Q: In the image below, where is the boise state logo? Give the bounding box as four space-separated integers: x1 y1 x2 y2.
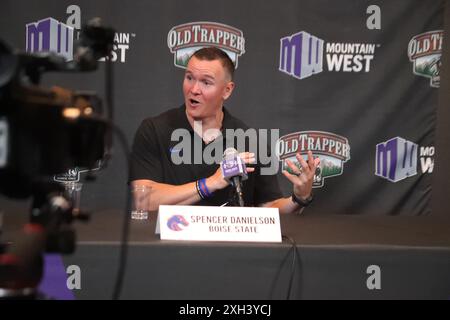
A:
408 30 443 88
167 215 189 231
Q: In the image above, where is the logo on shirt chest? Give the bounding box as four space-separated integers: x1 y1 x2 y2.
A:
169 146 182 154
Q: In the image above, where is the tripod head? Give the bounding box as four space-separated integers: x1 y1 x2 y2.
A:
0 181 90 298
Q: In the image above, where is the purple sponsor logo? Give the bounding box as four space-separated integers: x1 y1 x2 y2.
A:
26 17 74 61
279 31 377 79
375 137 417 182
279 31 323 79
222 163 240 177
221 155 247 181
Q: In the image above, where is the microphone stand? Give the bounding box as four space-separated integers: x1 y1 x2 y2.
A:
232 177 245 207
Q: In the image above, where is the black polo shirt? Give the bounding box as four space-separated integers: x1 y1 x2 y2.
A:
129 104 282 206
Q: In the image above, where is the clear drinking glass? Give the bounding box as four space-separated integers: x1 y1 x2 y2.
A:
131 185 151 220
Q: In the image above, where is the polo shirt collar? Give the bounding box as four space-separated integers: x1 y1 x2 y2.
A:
176 104 235 133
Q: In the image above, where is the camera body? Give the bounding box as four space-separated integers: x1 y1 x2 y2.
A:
0 20 114 199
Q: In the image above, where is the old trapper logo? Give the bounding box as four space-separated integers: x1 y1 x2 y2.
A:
167 22 245 69
279 30 377 79
408 30 443 88
276 131 351 187
167 215 189 231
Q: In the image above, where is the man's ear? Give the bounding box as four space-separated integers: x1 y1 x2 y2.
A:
223 81 235 100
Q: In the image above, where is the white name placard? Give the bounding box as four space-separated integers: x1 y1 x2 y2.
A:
157 205 281 243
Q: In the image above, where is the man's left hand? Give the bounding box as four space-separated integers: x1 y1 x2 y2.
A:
282 150 320 201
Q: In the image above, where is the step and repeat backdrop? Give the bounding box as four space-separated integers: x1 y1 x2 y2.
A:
0 0 446 215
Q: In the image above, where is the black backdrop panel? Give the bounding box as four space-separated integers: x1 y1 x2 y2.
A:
0 0 447 215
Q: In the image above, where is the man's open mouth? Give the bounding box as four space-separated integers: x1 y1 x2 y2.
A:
189 99 200 106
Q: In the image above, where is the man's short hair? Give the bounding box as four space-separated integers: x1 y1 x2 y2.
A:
191 47 235 80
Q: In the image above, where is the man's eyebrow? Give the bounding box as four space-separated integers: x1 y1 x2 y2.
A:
202 74 215 80
185 70 215 80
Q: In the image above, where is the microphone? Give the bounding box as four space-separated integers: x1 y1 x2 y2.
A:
221 148 247 207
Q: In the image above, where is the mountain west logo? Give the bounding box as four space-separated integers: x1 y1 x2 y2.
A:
26 5 135 63
279 31 323 79
279 31 377 79
167 22 245 69
276 131 351 187
408 30 443 88
375 137 434 183
26 18 74 60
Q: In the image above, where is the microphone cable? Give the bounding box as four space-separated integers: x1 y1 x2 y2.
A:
282 234 300 300
109 122 131 300
102 52 132 300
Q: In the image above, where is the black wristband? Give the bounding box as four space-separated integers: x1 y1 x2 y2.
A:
291 192 314 207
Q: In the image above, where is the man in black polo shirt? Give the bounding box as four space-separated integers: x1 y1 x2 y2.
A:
129 47 319 214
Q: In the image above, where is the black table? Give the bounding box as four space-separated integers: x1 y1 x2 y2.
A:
3 209 450 299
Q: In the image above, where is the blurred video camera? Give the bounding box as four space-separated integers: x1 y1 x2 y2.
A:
0 18 115 199
0 19 116 297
